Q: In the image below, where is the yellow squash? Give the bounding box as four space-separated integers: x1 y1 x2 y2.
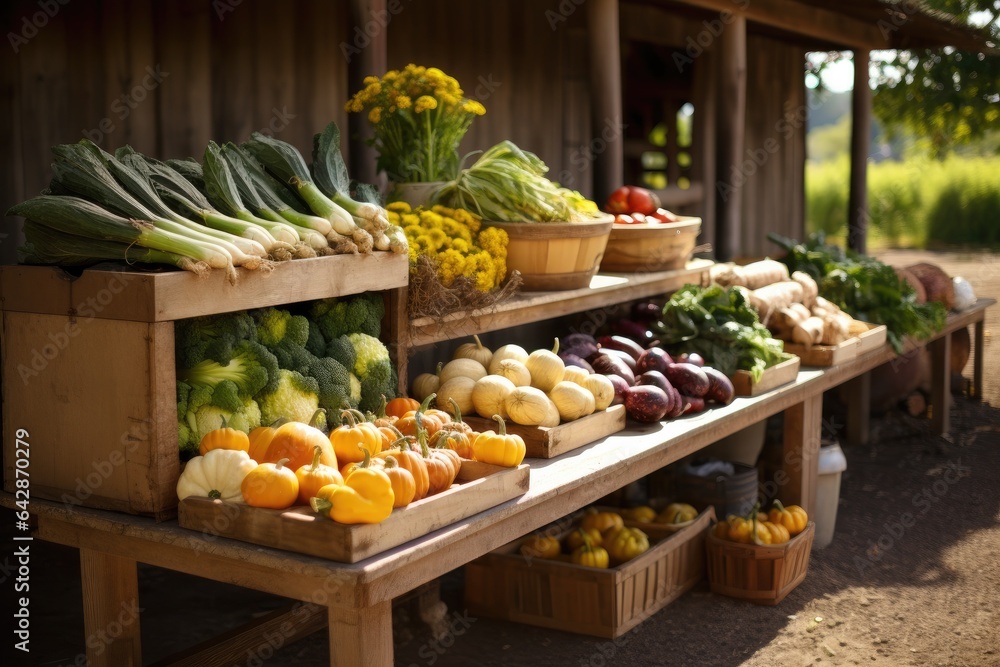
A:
310 450 394 524
471 415 526 467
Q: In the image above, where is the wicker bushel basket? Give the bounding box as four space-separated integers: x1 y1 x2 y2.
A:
706 521 815 605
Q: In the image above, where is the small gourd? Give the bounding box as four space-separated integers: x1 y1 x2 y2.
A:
176 449 257 503
539 397 561 427
548 380 596 422
471 415 526 467
436 376 476 417
472 374 515 419
526 339 566 393
411 362 442 402
583 374 615 411
295 446 344 505
438 358 488 386
453 334 493 369
503 386 551 426
383 456 417 508
241 458 299 509
561 365 591 386
488 344 529 373
329 410 383 464
199 415 250 456
491 359 531 387
263 410 337 472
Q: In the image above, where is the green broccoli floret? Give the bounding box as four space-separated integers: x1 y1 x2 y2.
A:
305 320 326 357
178 421 195 457
325 334 358 372
175 311 257 367
179 388 261 456
178 340 279 398
252 307 310 349
308 355 358 413
310 292 384 340
257 369 320 424
272 342 316 376
346 333 396 412
348 373 362 406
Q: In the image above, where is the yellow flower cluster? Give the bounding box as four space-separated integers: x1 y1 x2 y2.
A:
387 202 508 292
345 64 487 182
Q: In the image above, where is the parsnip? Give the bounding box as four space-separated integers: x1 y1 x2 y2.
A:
749 281 805 323
770 306 808 340
789 303 812 321
740 259 790 289
791 271 818 308
792 316 824 346
820 312 852 345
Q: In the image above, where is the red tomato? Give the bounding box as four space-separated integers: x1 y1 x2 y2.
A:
605 187 631 214
626 187 661 215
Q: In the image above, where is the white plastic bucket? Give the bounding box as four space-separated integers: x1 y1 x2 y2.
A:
814 441 847 549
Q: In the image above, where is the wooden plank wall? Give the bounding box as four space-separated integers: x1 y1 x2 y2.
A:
0 0 350 266
739 33 807 259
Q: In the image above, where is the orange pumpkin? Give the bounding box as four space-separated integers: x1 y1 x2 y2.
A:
262 411 336 472
397 394 449 438
247 419 286 462
412 414 461 496
199 416 250 456
376 446 430 501
295 445 344 505
429 398 476 458
370 395 399 428
341 443 386 478
242 458 299 509
329 410 383 464
382 456 416 508
385 396 420 419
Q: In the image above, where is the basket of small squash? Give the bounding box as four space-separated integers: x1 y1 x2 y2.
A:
175 399 530 563
705 500 814 605
464 505 714 638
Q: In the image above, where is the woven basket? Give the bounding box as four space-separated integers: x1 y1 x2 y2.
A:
706 521 815 605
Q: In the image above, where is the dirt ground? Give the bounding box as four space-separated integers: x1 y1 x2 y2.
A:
3 249 998 667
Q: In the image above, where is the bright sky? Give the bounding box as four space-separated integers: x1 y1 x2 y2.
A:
805 53 855 93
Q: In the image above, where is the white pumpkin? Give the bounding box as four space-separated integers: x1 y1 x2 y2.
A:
410 362 442 402
526 339 565 392
492 358 532 387
472 375 516 419
438 358 488 386
176 449 257 503
488 344 529 373
549 381 596 422
504 386 551 426
436 376 477 416
583 373 615 411
453 334 494 368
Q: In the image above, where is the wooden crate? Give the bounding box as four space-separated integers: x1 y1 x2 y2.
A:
705 522 815 605
464 507 714 638
178 461 529 563
0 255 408 517
463 405 626 459
730 354 800 397
783 323 887 367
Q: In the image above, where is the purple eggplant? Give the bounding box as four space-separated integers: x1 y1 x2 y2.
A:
612 319 654 344
595 348 637 373
637 370 674 394
630 301 662 323
625 385 670 422
606 373 631 406
598 335 646 362
561 333 597 349
588 352 636 386
636 347 674 375
561 340 599 360
681 395 706 414
666 386 685 418
702 367 735 405
665 362 710 398
560 353 595 373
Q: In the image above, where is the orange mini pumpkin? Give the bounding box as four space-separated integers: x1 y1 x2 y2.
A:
295 445 344 505
383 456 416 508
385 396 420 419
242 458 299 509
199 416 250 456
262 410 336 472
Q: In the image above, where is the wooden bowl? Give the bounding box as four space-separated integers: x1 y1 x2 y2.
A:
486 216 614 291
600 217 702 273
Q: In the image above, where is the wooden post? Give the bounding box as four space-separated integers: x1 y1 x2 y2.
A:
974 319 985 401
845 372 872 446
329 601 393 667
347 0 388 188
714 14 746 261
782 394 822 517
929 333 952 436
586 0 624 204
847 49 871 254
80 549 142 667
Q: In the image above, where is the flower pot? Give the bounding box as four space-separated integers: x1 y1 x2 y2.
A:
389 181 446 208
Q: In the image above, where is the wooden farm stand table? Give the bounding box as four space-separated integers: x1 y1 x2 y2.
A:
5 295 992 666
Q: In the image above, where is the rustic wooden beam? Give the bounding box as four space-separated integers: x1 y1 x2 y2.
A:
347 0 388 187
847 50 872 254
80 549 142 667
665 0 889 50
713 13 746 261
587 0 625 204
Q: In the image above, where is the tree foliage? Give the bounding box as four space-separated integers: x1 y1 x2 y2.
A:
871 0 999 158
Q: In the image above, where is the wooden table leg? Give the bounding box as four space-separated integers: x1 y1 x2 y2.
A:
80 548 142 667
845 371 872 446
328 600 393 667
974 318 985 401
930 333 952 436
782 394 822 517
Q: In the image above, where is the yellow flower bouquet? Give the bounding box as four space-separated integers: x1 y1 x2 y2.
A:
346 65 486 183
387 202 521 318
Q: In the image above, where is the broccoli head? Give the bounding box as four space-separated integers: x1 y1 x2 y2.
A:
178 340 279 399
346 333 396 412
305 319 327 357
251 307 310 349
272 342 316 376
175 311 257 367
325 334 358 373
257 368 320 425
178 387 261 457
307 355 358 412
310 292 384 340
